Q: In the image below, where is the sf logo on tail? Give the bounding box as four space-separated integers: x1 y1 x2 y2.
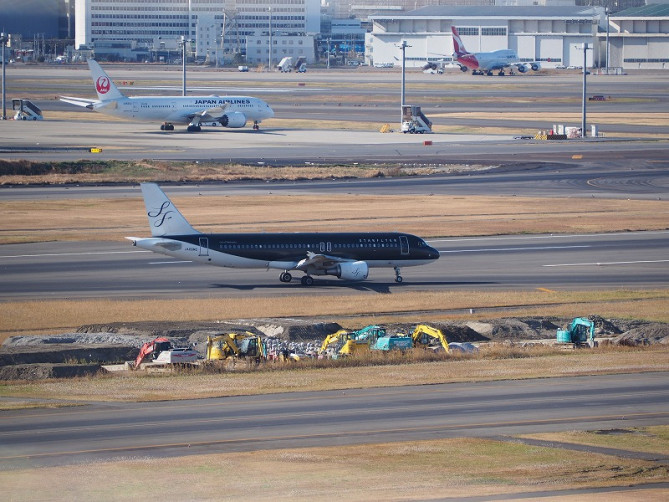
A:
96 76 111 94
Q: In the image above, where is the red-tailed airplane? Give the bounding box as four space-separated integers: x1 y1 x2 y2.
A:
61 60 274 132
451 26 541 76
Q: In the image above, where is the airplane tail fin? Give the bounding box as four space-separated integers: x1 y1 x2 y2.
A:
88 59 125 101
140 183 200 237
451 26 469 56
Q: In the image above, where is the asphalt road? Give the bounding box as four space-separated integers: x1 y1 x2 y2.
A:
1 372 667 469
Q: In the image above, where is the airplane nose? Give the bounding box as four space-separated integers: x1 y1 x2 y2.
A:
267 105 274 118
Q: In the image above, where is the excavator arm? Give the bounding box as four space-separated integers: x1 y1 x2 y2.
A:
319 330 349 354
411 325 449 353
134 337 171 368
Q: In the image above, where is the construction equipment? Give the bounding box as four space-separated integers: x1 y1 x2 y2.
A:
133 337 199 369
370 334 413 351
319 329 350 355
556 317 597 348
206 332 267 362
12 99 43 121
410 324 449 353
319 325 412 357
401 105 432 134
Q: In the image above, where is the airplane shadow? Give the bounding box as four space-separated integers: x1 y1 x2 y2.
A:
144 128 286 137
209 280 495 293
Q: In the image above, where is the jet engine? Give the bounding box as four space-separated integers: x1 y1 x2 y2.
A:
326 261 369 281
530 63 541 71
517 64 528 73
220 112 247 128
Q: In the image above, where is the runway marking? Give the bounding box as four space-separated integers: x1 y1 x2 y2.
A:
544 259 669 267
0 250 150 259
149 260 192 265
537 287 556 293
440 245 590 253
2 411 666 461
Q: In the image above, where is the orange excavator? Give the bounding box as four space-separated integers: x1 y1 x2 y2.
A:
133 337 199 369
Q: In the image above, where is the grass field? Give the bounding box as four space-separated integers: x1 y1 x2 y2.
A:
3 427 668 501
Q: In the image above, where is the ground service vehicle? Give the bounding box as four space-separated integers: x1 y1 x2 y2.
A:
557 318 597 347
401 105 432 134
12 99 43 120
410 325 449 353
134 337 199 369
277 57 293 72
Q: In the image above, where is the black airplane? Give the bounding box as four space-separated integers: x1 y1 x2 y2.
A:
127 183 440 285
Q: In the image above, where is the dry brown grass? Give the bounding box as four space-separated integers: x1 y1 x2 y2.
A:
1 193 667 244
2 431 668 501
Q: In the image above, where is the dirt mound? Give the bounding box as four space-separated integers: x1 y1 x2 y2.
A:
0 344 137 366
614 323 669 346
0 363 103 380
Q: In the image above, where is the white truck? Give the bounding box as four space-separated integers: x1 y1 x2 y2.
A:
277 57 293 72
13 99 43 121
401 105 432 134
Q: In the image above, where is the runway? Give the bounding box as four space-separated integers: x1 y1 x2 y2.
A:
1 372 667 469
1 231 667 299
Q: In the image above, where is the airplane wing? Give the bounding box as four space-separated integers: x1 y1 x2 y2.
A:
60 96 98 109
295 252 352 271
60 96 119 111
187 104 229 125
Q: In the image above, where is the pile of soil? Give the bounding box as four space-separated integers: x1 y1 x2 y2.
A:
1 316 667 380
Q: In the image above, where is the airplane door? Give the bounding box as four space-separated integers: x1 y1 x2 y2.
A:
199 237 209 256
400 235 409 255
132 101 140 117
319 242 332 253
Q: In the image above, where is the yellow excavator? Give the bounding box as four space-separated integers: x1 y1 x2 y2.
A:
319 326 390 357
206 332 267 362
410 324 449 353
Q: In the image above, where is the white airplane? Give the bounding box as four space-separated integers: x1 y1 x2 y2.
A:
451 26 540 76
128 183 440 286
60 59 274 132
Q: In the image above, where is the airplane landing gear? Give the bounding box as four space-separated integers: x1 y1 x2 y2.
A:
187 124 202 132
253 120 260 130
160 123 175 131
279 271 292 283
301 275 314 286
394 266 403 283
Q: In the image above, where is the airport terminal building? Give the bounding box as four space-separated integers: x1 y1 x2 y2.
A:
74 0 320 64
366 6 605 69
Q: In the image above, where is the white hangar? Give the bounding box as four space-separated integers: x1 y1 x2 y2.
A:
366 6 606 70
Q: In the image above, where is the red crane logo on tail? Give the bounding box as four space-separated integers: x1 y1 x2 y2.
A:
96 76 111 95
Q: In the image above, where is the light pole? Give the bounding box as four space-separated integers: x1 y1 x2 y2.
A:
0 32 7 120
268 7 272 72
399 40 410 126
581 42 590 138
605 8 610 74
179 36 192 96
